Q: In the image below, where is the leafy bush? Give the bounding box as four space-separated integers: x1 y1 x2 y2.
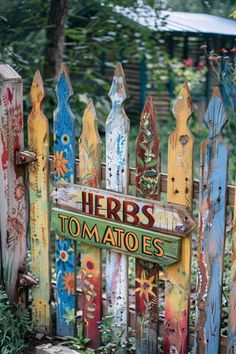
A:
0 289 33 353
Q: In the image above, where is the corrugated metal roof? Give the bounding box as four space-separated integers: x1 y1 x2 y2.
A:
115 6 236 36
0 64 22 81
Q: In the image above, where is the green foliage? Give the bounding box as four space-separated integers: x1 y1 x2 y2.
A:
98 314 135 353
61 322 94 353
0 289 33 354
61 336 94 353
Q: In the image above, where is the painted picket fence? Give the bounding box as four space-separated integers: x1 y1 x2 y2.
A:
0 62 236 354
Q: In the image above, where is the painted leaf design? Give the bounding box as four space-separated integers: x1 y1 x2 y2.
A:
146 158 160 168
137 156 144 168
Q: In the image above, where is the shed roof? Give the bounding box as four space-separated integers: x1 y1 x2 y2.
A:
115 6 236 36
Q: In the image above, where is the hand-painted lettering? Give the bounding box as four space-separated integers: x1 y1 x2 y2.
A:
82 191 93 214
102 226 116 246
153 238 164 257
58 214 68 232
95 194 105 218
123 201 139 225
68 216 81 237
124 231 139 252
107 197 121 221
142 235 152 255
82 222 100 243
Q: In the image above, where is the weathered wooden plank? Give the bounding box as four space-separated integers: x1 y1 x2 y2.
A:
54 63 76 336
51 207 182 266
105 62 129 342
50 159 236 209
227 174 236 353
28 70 51 332
0 65 27 302
194 88 228 354
52 184 196 238
79 99 102 348
135 96 160 353
164 83 194 354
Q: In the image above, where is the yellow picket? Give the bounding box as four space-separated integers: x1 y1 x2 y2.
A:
163 83 194 354
28 70 51 332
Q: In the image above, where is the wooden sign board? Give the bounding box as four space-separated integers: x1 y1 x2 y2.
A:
52 183 196 237
52 207 181 266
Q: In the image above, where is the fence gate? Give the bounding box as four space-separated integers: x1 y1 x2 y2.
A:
0 62 235 354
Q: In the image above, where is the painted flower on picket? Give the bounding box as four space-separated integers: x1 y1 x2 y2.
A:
135 270 156 300
14 183 25 201
82 255 97 275
53 151 69 177
56 240 74 271
62 272 75 296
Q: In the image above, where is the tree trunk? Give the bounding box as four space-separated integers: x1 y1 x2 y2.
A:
44 0 68 80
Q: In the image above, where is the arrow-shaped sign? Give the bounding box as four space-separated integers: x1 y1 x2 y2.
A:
52 183 196 237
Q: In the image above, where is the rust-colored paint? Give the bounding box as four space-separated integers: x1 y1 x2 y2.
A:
135 96 160 353
79 99 102 348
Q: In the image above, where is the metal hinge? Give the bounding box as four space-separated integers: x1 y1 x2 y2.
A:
15 150 37 166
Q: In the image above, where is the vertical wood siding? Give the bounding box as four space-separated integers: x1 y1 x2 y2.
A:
105 62 130 344
54 63 76 336
135 96 161 353
79 99 102 348
0 65 27 302
28 70 51 332
194 88 228 354
164 83 194 354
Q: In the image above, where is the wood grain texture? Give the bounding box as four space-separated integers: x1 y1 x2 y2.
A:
0 65 27 302
52 207 182 266
54 63 76 336
79 99 102 348
227 175 236 354
135 96 160 353
164 83 194 354
52 183 195 238
194 88 228 354
105 62 129 342
28 71 51 332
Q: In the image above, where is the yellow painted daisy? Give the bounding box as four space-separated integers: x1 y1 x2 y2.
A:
135 270 156 300
53 151 69 177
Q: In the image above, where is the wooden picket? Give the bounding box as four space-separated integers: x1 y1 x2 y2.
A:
105 62 130 343
0 65 27 302
53 63 76 336
1 62 236 354
164 82 194 354
28 70 51 332
79 99 102 348
135 96 160 353
228 178 236 353
194 88 228 353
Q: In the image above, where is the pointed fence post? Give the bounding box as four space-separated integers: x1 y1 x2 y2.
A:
105 62 130 344
54 63 76 336
28 70 51 333
163 83 194 354
194 88 228 354
227 179 236 353
79 99 102 348
0 64 27 302
135 96 160 353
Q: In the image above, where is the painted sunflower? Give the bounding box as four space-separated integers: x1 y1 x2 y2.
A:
53 151 69 177
62 272 75 296
81 254 97 276
56 239 74 271
135 270 156 300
